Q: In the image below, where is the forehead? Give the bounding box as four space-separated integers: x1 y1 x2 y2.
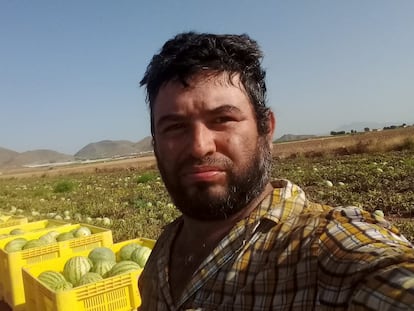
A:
153 72 253 116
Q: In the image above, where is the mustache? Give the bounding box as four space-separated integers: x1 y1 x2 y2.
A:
177 155 232 172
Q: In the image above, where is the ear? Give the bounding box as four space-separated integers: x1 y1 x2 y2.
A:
266 111 276 150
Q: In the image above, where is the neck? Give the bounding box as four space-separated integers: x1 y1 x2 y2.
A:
180 182 274 245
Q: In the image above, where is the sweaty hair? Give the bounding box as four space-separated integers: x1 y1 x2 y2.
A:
140 32 271 136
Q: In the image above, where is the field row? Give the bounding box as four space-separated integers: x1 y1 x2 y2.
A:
0 150 413 242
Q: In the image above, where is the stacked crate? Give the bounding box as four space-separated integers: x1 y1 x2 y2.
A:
22 238 155 311
0 220 113 311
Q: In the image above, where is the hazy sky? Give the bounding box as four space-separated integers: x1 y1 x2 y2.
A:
1 1 413 154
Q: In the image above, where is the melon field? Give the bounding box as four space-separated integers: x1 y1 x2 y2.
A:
0 149 413 242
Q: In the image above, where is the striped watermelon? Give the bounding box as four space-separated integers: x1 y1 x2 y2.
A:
53 281 73 291
63 256 92 286
4 237 27 252
74 226 92 237
38 271 67 289
56 232 75 241
22 239 48 250
131 246 152 267
119 243 141 261
91 260 116 277
39 230 60 243
106 260 141 277
88 247 116 264
77 272 103 286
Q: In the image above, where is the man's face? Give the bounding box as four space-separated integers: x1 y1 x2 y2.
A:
152 72 273 221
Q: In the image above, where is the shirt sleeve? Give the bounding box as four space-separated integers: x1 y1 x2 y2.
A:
317 206 414 310
349 261 414 310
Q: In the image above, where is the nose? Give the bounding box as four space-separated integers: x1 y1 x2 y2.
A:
188 122 216 159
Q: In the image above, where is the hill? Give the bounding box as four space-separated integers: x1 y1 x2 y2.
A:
0 147 19 167
0 136 154 170
1 150 74 169
74 137 153 160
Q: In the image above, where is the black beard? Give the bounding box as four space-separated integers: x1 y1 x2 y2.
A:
155 138 272 221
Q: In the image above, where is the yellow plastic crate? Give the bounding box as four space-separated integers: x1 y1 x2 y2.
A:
0 219 71 237
0 219 71 301
0 215 28 229
0 223 113 311
22 237 156 311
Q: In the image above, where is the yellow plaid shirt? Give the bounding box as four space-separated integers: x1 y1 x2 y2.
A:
139 180 414 310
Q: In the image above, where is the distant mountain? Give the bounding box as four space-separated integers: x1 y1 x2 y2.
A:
75 140 137 160
74 136 153 160
0 136 154 170
134 136 153 151
275 134 317 143
0 147 19 167
0 149 74 169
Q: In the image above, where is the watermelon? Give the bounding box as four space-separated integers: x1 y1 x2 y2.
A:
91 260 116 277
38 271 67 289
106 260 141 277
131 246 152 267
77 272 103 286
119 243 141 261
4 238 28 252
53 281 73 291
22 239 48 250
63 256 92 286
39 231 59 243
74 226 92 237
88 247 116 264
56 232 74 241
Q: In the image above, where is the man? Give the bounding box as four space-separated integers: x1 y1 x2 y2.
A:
138 32 414 310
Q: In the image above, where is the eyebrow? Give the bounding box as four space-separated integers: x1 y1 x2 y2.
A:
156 104 243 126
211 104 243 115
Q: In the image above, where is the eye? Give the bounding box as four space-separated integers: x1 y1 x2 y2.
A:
214 116 235 124
161 122 186 134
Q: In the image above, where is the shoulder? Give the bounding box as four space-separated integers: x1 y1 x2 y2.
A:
317 205 413 265
325 205 407 241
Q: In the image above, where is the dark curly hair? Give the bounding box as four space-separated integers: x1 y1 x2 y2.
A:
140 32 271 136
